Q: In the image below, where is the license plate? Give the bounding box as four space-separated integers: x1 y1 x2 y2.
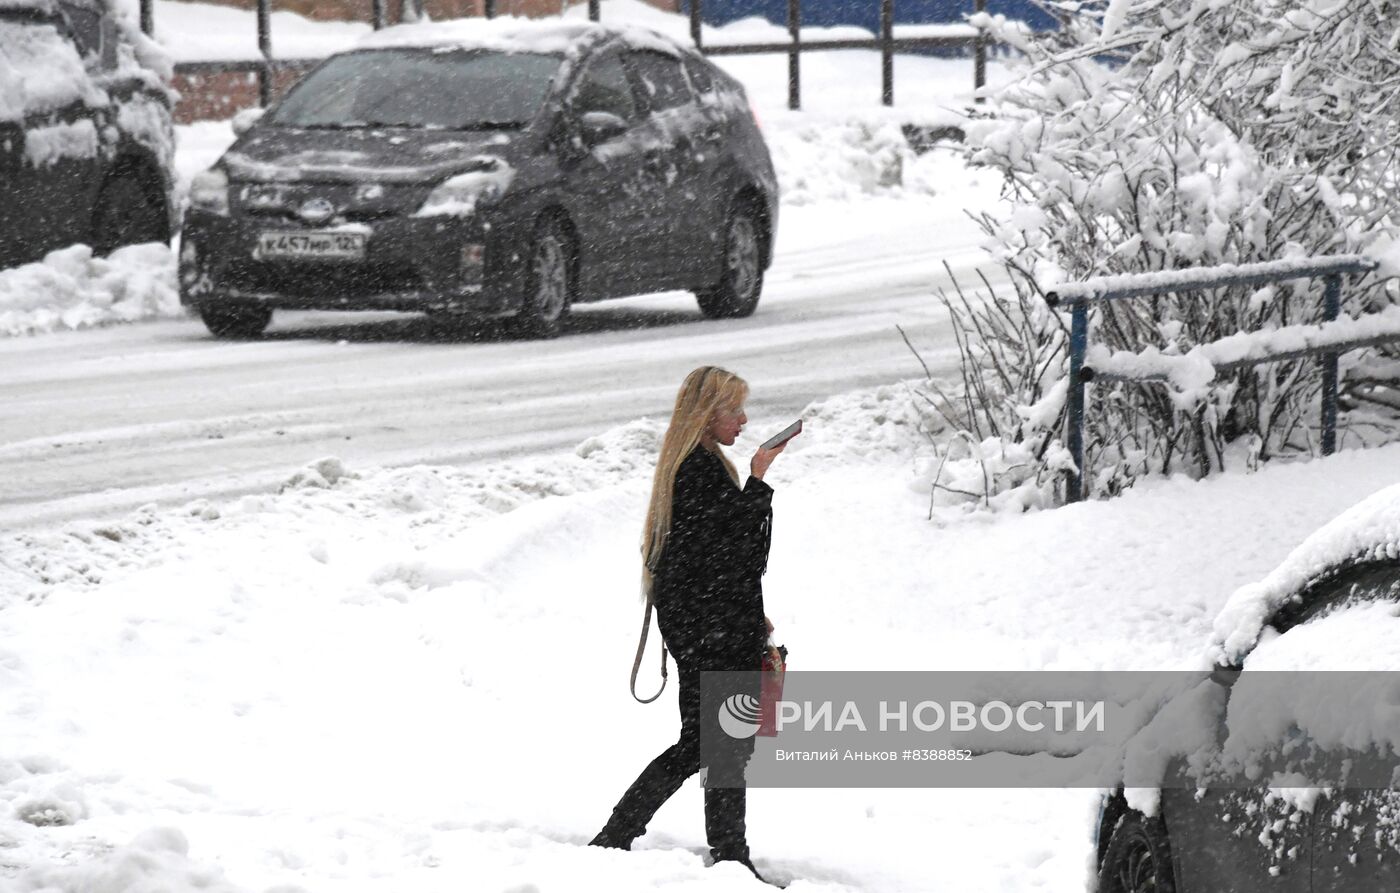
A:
256 231 366 261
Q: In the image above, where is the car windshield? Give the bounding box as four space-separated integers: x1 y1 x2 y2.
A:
269 48 562 131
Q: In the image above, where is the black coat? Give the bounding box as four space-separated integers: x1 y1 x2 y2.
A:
652 445 773 672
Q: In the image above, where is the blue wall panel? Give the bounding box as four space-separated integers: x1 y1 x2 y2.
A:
686 0 1053 35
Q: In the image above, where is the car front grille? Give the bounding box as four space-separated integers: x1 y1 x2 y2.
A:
225 260 425 297
241 207 400 224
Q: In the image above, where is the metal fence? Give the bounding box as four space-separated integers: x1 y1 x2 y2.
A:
150 0 992 111
1045 256 1387 503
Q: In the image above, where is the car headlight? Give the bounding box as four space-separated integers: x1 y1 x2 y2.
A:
415 168 511 218
189 168 230 216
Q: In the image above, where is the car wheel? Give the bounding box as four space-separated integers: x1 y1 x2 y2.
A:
92 172 168 256
696 203 763 320
1099 810 1176 893
200 303 271 339
513 218 572 339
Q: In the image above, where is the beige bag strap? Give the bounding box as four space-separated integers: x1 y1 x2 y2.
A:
630 596 668 703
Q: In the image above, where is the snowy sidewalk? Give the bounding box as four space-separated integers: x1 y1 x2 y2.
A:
4 381 1400 890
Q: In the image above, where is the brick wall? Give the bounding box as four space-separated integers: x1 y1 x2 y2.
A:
173 66 307 123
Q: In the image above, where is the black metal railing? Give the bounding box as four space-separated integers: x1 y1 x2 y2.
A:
151 0 993 113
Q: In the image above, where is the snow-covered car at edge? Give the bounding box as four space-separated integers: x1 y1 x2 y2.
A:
1094 483 1400 892
179 18 779 339
0 0 176 269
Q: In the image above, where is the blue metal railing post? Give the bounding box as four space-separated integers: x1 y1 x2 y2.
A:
880 0 893 106
1321 273 1342 456
690 0 702 50
1066 299 1088 502
973 0 986 102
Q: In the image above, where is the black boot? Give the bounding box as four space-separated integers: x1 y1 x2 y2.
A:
590 743 697 852
704 787 785 886
587 829 632 850
704 786 747 861
711 852 785 887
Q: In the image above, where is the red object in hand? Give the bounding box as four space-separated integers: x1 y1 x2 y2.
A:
757 646 786 737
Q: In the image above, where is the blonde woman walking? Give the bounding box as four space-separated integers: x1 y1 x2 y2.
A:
590 366 792 886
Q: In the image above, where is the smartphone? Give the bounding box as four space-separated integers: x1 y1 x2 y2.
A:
761 419 803 450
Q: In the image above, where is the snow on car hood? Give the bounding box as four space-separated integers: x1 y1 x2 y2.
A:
222 128 517 184
1210 603 1400 786
1208 482 1400 667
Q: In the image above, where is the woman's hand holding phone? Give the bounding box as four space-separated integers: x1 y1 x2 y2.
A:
751 420 801 480
750 441 788 480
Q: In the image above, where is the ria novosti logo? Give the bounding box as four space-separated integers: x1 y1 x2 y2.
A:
717 693 763 739
719 694 1109 739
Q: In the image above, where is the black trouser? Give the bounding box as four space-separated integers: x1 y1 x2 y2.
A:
597 663 757 861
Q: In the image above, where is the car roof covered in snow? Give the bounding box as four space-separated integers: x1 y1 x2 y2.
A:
1208 482 1400 667
354 16 687 59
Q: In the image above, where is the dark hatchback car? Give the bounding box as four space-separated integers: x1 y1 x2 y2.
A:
180 20 779 338
1095 484 1400 893
0 0 175 269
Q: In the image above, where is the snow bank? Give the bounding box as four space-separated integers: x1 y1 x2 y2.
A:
0 244 182 337
11 827 243 893
0 418 664 603
768 117 963 205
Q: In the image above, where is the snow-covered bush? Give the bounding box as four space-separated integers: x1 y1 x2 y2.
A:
933 0 1400 502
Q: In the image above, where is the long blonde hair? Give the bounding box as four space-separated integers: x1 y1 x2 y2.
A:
641 366 748 597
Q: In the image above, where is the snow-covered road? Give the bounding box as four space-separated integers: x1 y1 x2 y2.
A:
0 186 1000 529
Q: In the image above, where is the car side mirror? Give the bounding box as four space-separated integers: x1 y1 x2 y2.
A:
231 107 266 137
1209 665 1242 689
579 111 627 148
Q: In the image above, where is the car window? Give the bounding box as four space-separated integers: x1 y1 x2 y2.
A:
627 51 692 113
572 51 636 123
1271 562 1400 633
269 48 560 130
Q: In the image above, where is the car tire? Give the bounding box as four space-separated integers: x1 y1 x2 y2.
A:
696 202 763 320
92 172 168 256
1098 810 1176 893
513 218 573 339
200 303 272 339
